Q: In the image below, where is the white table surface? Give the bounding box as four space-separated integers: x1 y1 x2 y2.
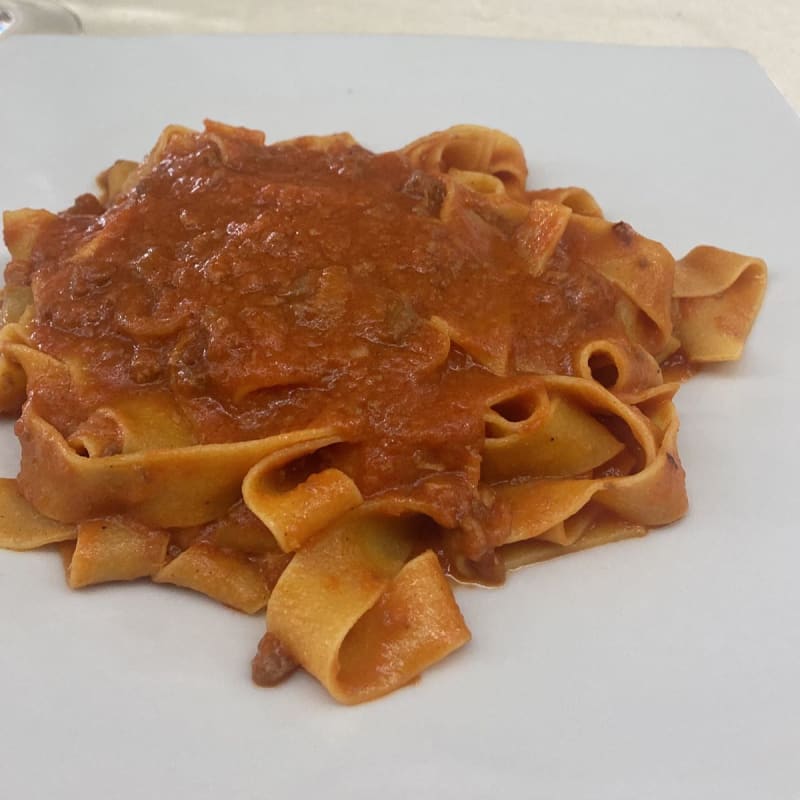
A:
49 0 799 113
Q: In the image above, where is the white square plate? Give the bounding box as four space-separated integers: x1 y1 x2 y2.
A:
1 35 798 799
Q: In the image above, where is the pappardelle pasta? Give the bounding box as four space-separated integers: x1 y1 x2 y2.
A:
0 122 766 703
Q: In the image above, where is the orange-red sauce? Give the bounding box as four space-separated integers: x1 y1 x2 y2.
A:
11 131 627 544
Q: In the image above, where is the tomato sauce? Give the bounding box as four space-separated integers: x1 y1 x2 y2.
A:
16 132 626 537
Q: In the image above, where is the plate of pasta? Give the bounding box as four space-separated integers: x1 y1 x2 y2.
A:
0 34 797 799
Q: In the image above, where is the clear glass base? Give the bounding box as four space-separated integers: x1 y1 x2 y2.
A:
0 8 14 33
0 1 82 36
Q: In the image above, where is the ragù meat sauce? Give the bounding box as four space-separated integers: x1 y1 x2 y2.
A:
9 126 626 545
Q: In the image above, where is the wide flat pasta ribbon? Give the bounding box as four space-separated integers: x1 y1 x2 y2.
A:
502 511 647 569
266 507 470 703
673 246 767 362
66 517 169 589
15 404 339 528
575 338 664 397
403 124 528 199
526 186 603 218
0 478 76 550
243 435 363 552
494 383 684 555
483 393 625 483
565 214 676 354
67 394 197 456
154 542 270 613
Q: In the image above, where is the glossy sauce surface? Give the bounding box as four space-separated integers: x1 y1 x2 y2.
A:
17 130 626 530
